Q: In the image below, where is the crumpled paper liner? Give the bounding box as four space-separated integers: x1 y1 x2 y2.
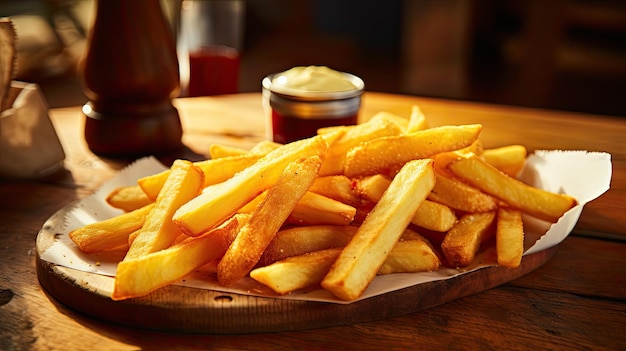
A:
39 150 612 304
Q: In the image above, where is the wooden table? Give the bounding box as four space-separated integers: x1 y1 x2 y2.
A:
1 92 624 350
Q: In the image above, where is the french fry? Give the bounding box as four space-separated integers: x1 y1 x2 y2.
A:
378 238 441 274
448 153 577 222
428 170 498 213
441 211 496 267
138 153 265 200
411 200 458 232
406 105 428 133
252 234 440 295
249 140 282 154
496 207 524 268
209 144 248 158
238 190 357 226
319 113 403 176
258 225 357 266
124 160 204 260
482 145 527 176
217 156 322 286
354 174 457 232
322 159 435 301
69 204 154 253
286 192 357 226
106 185 153 212
354 174 391 203
344 124 482 178
174 135 328 236
112 214 245 300
309 175 360 207
251 248 343 295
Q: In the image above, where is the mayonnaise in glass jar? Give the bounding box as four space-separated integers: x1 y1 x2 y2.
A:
262 66 364 144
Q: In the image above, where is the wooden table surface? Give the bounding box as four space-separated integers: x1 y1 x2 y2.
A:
1 92 625 350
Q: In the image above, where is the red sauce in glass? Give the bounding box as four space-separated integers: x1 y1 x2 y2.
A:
187 46 240 96
271 110 357 144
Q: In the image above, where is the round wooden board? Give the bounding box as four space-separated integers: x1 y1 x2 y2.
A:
36 204 557 334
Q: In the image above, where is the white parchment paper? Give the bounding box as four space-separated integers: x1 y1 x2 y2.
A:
39 151 612 303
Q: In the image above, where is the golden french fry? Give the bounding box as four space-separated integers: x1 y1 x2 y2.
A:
411 199 458 232
322 159 435 301
112 214 244 301
354 174 391 203
286 191 357 226
448 153 577 222
482 145 527 177
441 211 496 267
369 111 408 132
406 105 428 133
252 233 440 295
344 124 482 178
238 190 357 226
249 140 282 154
106 185 153 212
209 143 248 158
378 238 441 274
174 135 328 236
217 156 322 286
319 113 403 176
124 160 204 260
69 204 154 253
428 170 498 213
258 225 357 266
138 153 265 200
309 175 360 207
496 207 524 268
251 248 343 295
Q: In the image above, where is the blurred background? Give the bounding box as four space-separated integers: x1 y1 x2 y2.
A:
2 0 625 116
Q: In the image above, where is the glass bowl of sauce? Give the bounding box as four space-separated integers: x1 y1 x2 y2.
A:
262 66 365 144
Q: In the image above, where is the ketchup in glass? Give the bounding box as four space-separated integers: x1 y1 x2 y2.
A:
262 66 365 144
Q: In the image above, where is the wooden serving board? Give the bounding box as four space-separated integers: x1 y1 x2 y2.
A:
36 203 557 334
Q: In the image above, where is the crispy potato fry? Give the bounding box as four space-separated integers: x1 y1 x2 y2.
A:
496 207 524 268
209 144 249 158
252 228 441 295
174 136 328 236
319 113 403 176
138 153 265 200
448 153 577 222
217 156 322 286
353 174 457 232
106 185 153 212
441 211 496 267
309 175 360 207
378 238 441 274
344 124 482 178
251 248 343 295
69 204 154 253
353 172 457 232
249 140 283 154
428 170 498 213
322 159 435 301
482 145 527 176
238 190 357 226
354 174 391 203
124 160 204 260
258 225 357 266
112 214 245 300
411 200 458 232
286 191 357 226
406 105 428 133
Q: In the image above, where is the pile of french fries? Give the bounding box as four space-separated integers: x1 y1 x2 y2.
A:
69 106 577 301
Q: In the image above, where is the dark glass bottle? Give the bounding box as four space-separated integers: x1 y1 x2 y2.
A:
80 0 182 157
